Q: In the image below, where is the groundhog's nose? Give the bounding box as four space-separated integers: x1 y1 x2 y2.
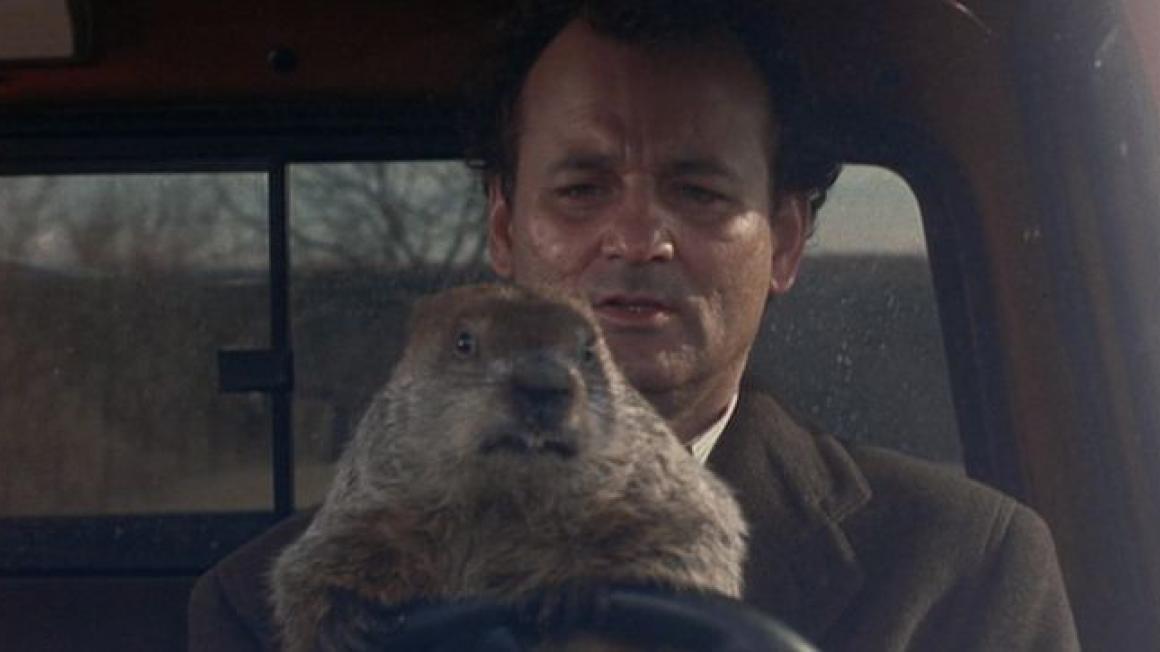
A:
511 354 575 429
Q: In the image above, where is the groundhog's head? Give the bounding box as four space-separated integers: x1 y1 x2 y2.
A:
351 283 654 506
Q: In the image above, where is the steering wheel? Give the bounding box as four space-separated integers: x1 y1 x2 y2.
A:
321 584 818 651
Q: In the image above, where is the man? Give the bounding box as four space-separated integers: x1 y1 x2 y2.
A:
190 2 1080 649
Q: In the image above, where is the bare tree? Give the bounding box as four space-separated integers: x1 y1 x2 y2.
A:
50 173 264 273
287 162 488 272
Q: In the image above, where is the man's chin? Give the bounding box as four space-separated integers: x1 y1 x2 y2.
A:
611 356 688 396
600 330 697 390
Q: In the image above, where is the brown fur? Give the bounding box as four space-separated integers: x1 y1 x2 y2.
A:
270 283 747 651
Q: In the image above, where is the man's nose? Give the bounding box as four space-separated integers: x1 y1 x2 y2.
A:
599 185 675 263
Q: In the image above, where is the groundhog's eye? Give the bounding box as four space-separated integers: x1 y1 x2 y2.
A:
455 330 477 357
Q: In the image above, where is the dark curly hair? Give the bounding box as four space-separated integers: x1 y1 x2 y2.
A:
461 0 841 219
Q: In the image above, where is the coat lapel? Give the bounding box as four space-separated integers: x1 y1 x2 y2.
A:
708 390 871 641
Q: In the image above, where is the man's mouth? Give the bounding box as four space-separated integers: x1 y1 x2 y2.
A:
592 295 674 328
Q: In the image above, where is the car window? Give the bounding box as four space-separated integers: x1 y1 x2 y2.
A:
0 172 272 517
750 166 963 467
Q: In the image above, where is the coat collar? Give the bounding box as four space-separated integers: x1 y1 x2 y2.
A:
707 389 871 641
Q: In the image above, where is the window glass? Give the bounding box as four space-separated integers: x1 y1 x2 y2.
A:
750 166 964 466
0 173 272 515
289 162 488 506
289 162 962 507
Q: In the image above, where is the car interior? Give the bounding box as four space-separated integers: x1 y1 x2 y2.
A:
0 0 1157 650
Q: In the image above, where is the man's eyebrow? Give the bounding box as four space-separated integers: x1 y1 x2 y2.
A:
546 154 745 181
665 158 743 182
547 153 619 175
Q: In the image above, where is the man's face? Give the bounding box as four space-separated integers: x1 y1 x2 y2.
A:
488 20 807 400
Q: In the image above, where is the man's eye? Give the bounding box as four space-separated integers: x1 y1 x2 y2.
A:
677 184 729 205
554 184 607 200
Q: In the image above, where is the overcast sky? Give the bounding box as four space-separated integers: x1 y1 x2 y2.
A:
809 165 928 255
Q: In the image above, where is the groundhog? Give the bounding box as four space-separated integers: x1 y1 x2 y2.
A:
270 283 748 651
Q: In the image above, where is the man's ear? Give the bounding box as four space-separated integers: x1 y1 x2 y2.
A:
770 191 810 296
486 177 515 279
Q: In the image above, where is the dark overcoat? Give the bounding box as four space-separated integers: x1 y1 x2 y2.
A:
188 390 1080 651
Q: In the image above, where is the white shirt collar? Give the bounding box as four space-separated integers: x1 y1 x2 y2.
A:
687 393 739 466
